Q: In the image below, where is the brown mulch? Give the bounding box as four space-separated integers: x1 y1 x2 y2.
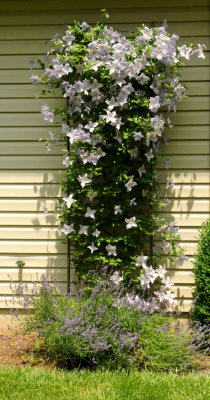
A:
0 331 54 368
0 330 209 372
191 354 210 374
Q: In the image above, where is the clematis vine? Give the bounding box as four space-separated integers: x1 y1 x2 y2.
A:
31 17 204 302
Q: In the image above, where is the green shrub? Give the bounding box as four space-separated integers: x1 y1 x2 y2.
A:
191 219 210 325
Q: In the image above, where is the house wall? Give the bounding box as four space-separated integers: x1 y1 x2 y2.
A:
0 0 209 329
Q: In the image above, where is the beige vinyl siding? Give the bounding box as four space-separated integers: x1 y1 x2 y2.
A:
0 1 209 326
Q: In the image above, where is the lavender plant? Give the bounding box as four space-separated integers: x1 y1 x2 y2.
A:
30 17 205 298
15 273 193 371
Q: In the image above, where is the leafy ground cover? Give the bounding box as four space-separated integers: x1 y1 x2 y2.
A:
0 366 209 400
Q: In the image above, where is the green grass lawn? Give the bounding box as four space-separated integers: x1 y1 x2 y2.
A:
0 367 209 400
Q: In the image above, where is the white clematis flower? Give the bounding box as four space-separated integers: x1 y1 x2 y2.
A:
87 153 99 165
106 244 117 256
177 45 192 60
164 290 176 305
60 224 75 235
134 131 143 141
149 96 161 113
129 147 138 159
87 190 97 201
30 74 41 84
163 276 174 290
161 241 172 254
106 97 117 110
92 229 100 237
135 255 148 268
138 273 151 289
176 253 189 266
95 147 106 158
138 165 146 177
110 271 123 286
192 43 205 59
114 205 121 215
156 265 167 279
81 21 90 31
114 132 123 143
130 198 137 206
88 242 98 253
84 121 98 132
63 193 77 208
145 149 154 161
143 265 158 283
101 110 117 124
63 154 73 168
85 207 96 219
125 178 137 192
78 225 89 235
41 105 55 123
125 216 137 229
78 173 92 187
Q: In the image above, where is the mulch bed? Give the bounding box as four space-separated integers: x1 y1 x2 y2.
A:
0 330 209 372
0 331 51 368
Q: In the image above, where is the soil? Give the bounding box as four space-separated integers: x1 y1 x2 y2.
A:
0 330 54 368
0 330 209 373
